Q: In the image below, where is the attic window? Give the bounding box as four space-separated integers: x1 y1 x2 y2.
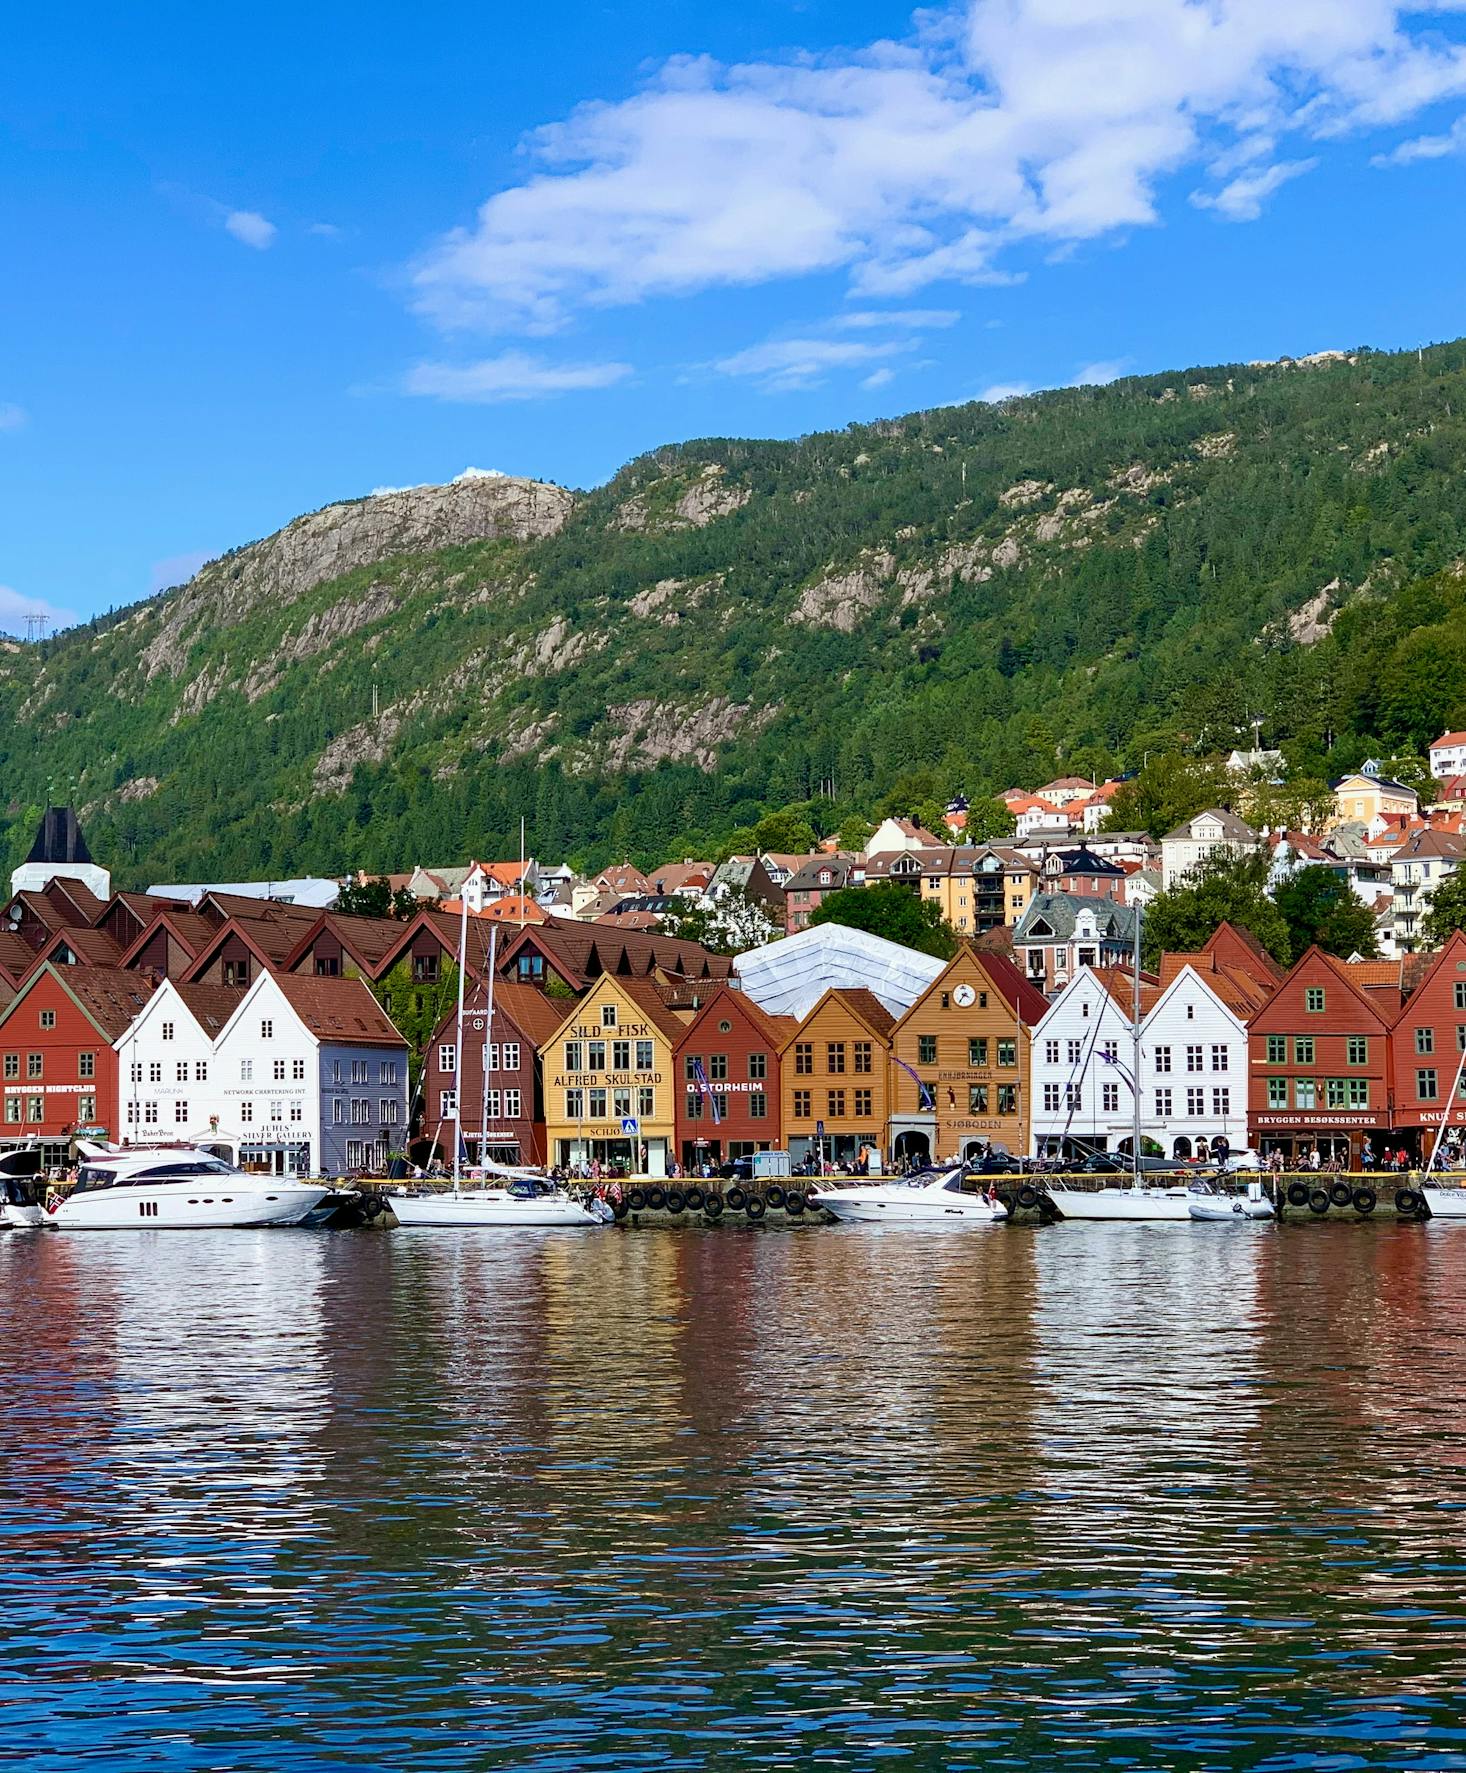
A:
602 1004 617 1027
719 1020 732 1033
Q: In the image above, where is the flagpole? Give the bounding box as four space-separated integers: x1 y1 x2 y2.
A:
452 891 468 1196
478 926 497 1173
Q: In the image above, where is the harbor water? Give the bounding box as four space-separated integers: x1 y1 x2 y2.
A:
4 1222 1466 1770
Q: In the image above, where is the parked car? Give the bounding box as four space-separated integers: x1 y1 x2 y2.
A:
964 1152 1026 1176
1219 1148 1262 1173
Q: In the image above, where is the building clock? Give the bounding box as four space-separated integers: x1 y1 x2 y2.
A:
952 983 977 1007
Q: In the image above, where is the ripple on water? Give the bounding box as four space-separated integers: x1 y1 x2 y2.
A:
2 1222 1466 1769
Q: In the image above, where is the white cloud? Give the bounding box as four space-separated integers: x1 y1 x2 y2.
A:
1190 156 1318 220
979 381 1032 402
405 351 632 402
1373 114 1466 164
0 403 27 432
225 209 278 250
410 3 1466 332
308 221 344 238
0 585 79 638
715 335 915 392
861 367 897 389
1071 358 1128 385
149 550 213 593
452 466 509 481
834 308 962 330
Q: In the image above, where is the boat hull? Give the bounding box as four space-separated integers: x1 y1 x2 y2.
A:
390 1190 605 1228
1 1202 47 1229
48 1181 330 1230
817 1190 1007 1225
1045 1186 1193 1222
1422 1186 1466 1220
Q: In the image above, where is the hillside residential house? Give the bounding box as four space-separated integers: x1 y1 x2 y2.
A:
0 962 155 1164
1330 768 1420 830
864 845 1036 935
1430 733 1466 780
1032 777 1097 808
1011 893 1140 995
1391 828 1466 953
118 971 409 1176
460 859 539 911
1014 800 1078 842
865 817 944 857
1160 808 1260 890
887 947 1048 1165
783 854 863 933
1038 845 1128 902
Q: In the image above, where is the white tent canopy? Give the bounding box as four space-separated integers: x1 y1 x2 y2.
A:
734 924 946 1019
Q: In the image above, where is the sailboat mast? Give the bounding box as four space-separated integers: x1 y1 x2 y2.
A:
452 891 468 1194
478 926 498 1171
1427 1036 1466 1173
1131 902 1143 1188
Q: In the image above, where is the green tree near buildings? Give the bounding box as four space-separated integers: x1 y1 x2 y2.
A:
963 795 1016 842
752 807 818 856
809 882 957 960
367 959 461 1118
1422 871 1466 947
335 877 421 918
1273 864 1379 960
1141 851 1291 969
1107 754 1231 840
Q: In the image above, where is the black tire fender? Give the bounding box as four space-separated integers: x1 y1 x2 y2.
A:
1353 1187 1377 1215
611 1198 629 1221
1286 1182 1311 1208
1016 1185 1039 1210
725 1186 747 1211
646 1187 666 1210
703 1193 725 1220
664 1189 685 1215
1309 1188 1331 1215
627 1188 647 1212
683 1186 704 1211
764 1185 786 1210
744 1194 766 1221
1395 1188 1419 1214
1329 1181 1353 1208
784 1190 805 1215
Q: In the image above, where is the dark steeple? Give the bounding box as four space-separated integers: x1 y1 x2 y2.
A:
25 806 93 868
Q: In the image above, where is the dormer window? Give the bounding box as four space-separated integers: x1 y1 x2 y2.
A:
819 870 832 886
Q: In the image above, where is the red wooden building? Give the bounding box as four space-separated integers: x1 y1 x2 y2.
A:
1247 948 1394 1165
419 981 571 1167
672 985 794 1169
1385 932 1466 1157
0 963 156 1163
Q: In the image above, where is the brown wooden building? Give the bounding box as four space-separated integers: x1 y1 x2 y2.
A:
888 946 1049 1164
672 985 794 1168
420 980 570 1167
777 988 894 1168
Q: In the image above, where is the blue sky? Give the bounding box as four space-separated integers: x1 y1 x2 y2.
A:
6 0 1466 630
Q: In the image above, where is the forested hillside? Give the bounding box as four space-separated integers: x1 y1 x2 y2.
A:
9 339 1466 886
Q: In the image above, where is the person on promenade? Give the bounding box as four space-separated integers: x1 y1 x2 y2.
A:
1361 1139 1374 1171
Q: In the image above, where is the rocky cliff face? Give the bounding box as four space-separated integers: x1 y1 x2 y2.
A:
138 474 574 679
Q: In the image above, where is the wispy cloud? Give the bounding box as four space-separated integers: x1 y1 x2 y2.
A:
308 221 345 239
0 585 80 638
0 403 27 432
979 382 1032 403
715 336 915 392
409 3 1466 334
861 367 897 390
1373 114 1466 165
834 308 962 331
405 351 632 402
1191 158 1318 221
225 209 277 250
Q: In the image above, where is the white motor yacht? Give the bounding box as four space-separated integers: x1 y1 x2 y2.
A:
814 1167 1008 1225
390 1176 610 1228
48 1143 330 1230
1187 1179 1275 1222
1419 1181 1466 1219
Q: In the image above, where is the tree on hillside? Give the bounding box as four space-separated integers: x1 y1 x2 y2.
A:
809 883 957 960
1243 775 1335 834
1274 865 1379 959
836 814 875 852
1141 851 1290 969
1107 754 1231 840
753 808 818 855
1423 870 1466 947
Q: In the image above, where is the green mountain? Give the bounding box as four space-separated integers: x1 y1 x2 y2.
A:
11 339 1466 885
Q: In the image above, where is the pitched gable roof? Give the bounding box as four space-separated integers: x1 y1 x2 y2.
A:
267 973 406 1046
0 962 156 1042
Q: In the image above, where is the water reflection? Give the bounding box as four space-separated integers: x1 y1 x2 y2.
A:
1 1222 1465 1769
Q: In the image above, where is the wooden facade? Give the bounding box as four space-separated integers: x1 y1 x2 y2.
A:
672 985 793 1168
776 988 894 1166
888 947 1048 1164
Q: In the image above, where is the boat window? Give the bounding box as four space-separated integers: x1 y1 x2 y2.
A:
131 1160 235 1179
76 1166 116 1189
942 1175 966 1192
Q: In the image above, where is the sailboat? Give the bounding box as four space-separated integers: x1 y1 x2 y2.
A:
388 910 608 1230
1417 1043 1466 1220
1042 905 1194 1223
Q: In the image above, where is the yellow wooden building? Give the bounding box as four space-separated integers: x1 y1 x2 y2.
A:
539 975 688 1175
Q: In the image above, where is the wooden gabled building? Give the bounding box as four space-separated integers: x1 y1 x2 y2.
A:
778 987 895 1169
